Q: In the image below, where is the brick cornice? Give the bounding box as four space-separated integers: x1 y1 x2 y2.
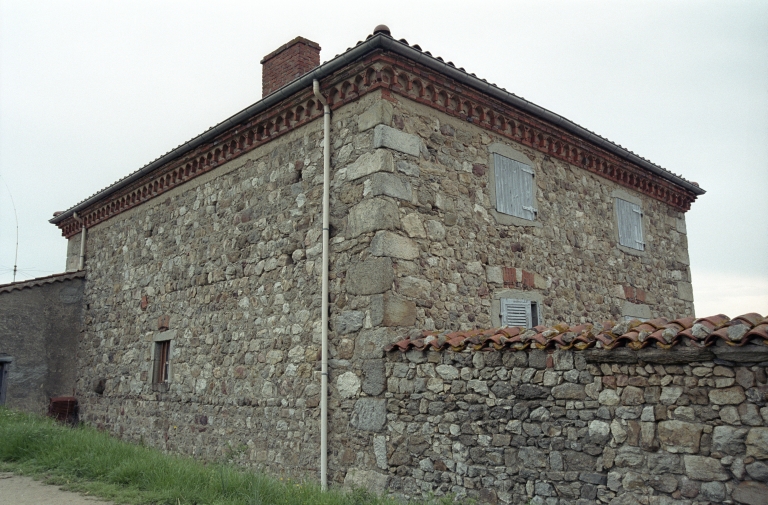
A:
55 50 699 238
370 52 697 213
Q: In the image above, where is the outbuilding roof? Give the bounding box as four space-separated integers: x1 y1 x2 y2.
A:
0 270 85 295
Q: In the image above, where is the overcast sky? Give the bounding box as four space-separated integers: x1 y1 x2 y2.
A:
1 0 766 317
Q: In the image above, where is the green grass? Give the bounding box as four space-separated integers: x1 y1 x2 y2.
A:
0 407 452 505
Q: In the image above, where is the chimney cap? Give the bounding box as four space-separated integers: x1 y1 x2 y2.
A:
373 24 391 36
260 36 321 65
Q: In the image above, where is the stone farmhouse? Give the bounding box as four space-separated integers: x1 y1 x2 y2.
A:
37 25 768 504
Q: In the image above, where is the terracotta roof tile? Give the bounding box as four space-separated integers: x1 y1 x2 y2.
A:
384 314 768 353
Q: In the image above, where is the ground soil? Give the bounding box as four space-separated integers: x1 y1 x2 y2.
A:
0 472 115 505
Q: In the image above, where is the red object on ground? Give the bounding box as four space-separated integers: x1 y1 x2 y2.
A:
48 396 79 424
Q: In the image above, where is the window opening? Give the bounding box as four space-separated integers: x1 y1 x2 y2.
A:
501 298 539 328
153 340 170 383
0 356 11 405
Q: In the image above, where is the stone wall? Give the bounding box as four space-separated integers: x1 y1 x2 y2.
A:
376 346 768 504
0 274 84 413
339 95 695 333
75 92 392 477
73 87 700 491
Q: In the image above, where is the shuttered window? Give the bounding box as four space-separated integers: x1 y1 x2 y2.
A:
615 198 644 251
501 299 539 328
494 154 536 221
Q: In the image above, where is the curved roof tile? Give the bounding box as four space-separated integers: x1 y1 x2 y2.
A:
384 314 768 353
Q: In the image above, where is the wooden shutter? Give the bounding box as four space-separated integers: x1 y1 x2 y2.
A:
501 298 532 328
531 302 540 327
615 198 644 250
153 344 162 383
494 154 535 220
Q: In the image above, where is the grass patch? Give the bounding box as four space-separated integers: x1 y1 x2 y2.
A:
0 408 453 505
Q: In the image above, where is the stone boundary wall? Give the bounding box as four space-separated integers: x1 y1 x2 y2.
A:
369 347 768 505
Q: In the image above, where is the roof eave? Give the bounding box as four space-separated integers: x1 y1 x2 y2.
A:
51 33 703 225
376 37 705 197
50 35 389 225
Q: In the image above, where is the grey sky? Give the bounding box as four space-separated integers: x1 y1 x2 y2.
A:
1 0 766 316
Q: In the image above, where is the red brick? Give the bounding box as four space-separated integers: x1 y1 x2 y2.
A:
522 270 535 289
502 267 516 287
261 37 321 97
157 315 170 331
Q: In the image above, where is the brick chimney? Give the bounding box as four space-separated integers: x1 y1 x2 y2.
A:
261 36 321 98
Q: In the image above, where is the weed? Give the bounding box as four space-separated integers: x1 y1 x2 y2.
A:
0 407 461 505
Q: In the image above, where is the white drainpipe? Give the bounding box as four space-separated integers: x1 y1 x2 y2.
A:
312 79 330 491
73 212 86 270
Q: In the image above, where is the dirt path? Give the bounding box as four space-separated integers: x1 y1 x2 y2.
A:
0 472 115 505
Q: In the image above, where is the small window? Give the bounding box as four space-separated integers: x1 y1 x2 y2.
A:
501 298 540 328
494 153 536 221
615 198 644 251
0 357 11 405
153 340 171 384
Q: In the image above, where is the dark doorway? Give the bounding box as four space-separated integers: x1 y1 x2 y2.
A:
0 356 11 405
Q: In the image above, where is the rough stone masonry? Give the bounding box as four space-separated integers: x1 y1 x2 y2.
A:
377 345 768 504
70 79 705 504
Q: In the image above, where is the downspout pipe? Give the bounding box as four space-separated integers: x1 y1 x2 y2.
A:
73 212 86 271
312 79 330 491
